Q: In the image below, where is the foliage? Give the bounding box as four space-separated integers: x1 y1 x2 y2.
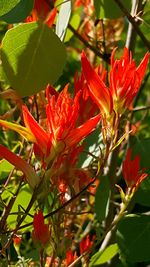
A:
0 0 150 266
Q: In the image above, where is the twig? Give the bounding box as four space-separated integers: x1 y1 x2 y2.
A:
132 105 150 112
125 0 145 51
5 178 97 232
68 24 110 63
113 0 150 50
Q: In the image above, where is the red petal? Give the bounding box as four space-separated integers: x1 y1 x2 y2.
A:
136 52 149 83
67 114 101 147
0 144 39 188
22 105 49 154
81 51 113 115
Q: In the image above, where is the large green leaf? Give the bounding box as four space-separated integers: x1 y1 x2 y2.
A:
116 214 150 263
94 0 131 19
0 0 20 17
1 22 66 97
95 176 110 223
90 244 119 266
0 0 34 23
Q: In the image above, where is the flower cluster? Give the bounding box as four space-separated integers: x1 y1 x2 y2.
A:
81 48 149 116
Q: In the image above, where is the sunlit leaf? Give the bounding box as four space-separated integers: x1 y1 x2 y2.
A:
0 0 34 23
94 0 131 19
90 244 119 266
7 185 35 231
65 13 80 42
0 159 13 176
0 0 20 17
1 22 66 97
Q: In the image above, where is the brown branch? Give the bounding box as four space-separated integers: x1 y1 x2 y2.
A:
68 24 110 63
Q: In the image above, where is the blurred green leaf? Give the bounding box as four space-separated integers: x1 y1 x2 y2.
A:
1 22 66 97
135 176 150 207
65 13 80 42
94 0 131 19
132 138 150 170
132 139 150 207
0 159 13 175
95 176 110 223
117 214 150 263
0 0 34 23
0 0 20 17
139 10 150 41
90 244 119 266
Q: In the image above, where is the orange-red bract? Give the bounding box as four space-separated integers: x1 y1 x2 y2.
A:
122 148 148 192
32 210 50 245
81 48 149 116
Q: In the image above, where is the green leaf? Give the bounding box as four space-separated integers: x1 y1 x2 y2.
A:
132 139 150 207
56 0 71 41
0 0 20 17
132 138 150 169
65 13 80 42
90 244 119 266
79 128 103 168
0 0 34 23
134 175 150 207
116 214 150 263
1 22 66 97
7 185 35 230
0 159 13 174
95 176 110 223
94 0 131 19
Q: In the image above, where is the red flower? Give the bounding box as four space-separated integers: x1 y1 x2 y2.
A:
122 148 148 192
32 210 50 246
0 144 40 188
0 85 101 164
74 68 105 124
81 51 113 116
26 0 57 27
81 48 149 116
51 146 91 194
66 249 78 266
79 235 95 255
13 235 22 246
110 48 149 113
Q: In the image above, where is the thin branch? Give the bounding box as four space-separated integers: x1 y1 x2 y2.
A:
68 24 110 63
5 178 97 232
132 105 150 112
125 0 145 51
113 0 150 50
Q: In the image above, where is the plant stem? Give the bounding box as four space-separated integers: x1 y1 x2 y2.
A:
40 249 45 267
